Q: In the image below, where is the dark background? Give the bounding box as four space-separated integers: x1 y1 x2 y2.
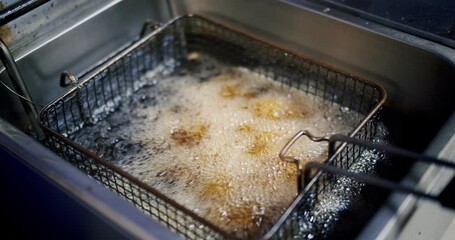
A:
292 0 455 47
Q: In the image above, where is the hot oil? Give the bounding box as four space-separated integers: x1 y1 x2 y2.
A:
71 53 363 237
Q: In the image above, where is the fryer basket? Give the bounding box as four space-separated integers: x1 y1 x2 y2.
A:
39 15 386 239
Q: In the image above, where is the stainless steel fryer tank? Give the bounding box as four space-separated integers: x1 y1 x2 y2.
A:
0 0 454 239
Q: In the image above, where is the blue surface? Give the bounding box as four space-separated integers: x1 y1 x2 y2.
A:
0 145 129 239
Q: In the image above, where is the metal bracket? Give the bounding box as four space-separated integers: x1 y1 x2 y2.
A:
140 19 161 37
0 38 44 140
60 71 79 87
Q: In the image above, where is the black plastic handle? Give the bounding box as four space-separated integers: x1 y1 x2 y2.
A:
304 134 455 210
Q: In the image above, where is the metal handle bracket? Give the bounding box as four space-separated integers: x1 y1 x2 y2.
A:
140 19 161 37
0 38 44 140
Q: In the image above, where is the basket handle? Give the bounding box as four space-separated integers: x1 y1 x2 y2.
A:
304 161 455 209
279 130 455 209
279 130 330 192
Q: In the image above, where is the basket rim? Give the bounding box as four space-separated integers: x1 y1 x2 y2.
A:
39 13 387 240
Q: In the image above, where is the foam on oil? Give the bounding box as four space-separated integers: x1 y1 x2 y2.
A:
71 53 363 237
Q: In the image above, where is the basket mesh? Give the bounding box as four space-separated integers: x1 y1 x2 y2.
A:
40 15 385 239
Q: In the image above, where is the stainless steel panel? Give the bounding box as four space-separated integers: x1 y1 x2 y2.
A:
170 0 455 116
0 0 171 131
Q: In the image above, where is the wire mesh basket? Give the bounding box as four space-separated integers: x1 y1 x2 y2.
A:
39 15 386 239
